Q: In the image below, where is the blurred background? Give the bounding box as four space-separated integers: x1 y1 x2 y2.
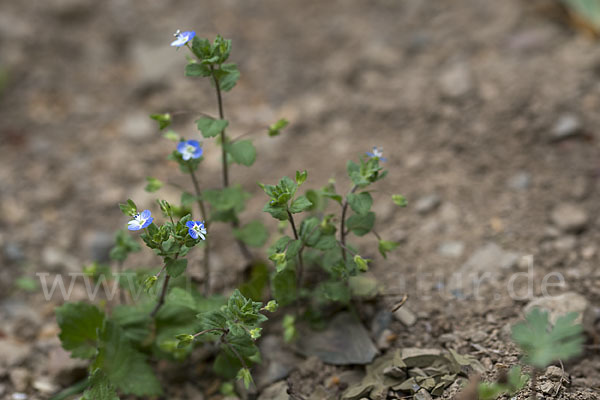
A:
1 0 600 398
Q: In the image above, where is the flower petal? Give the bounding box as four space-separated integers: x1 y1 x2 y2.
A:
188 229 198 239
186 221 195 228
140 210 152 219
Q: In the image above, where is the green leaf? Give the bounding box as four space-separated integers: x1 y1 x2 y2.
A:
144 177 163 193
346 212 375 236
163 130 180 141
233 220 269 247
215 63 240 92
392 194 408 207
317 281 350 304
15 277 38 292
263 202 288 221
289 195 312 214
295 170 307 185
282 314 296 342
511 308 584 368
56 302 105 359
181 192 197 207
561 0 600 31
378 240 400 259
96 321 163 396
227 140 256 166
237 368 253 389
165 258 188 278
347 192 373 215
272 267 297 306
149 113 171 130
118 199 137 216
196 117 229 138
268 118 289 137
239 262 269 301
83 369 119 400
185 62 211 77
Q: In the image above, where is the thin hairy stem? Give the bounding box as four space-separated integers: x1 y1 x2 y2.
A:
222 335 248 370
340 185 358 262
188 165 211 294
208 64 253 264
287 210 305 312
150 274 171 317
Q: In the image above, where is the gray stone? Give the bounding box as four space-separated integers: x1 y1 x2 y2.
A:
525 292 589 325
9 368 30 392
551 203 588 233
0 340 30 367
256 335 301 389
553 236 577 252
438 241 464 258
414 388 433 400
120 111 155 141
376 329 395 350
470 331 487 343
438 62 473 98
83 231 114 263
257 381 289 400
3 242 24 262
507 172 531 190
415 194 441 215
32 378 58 395
41 246 79 272
448 243 519 295
545 365 563 382
297 312 378 365
551 114 582 141
393 307 417 327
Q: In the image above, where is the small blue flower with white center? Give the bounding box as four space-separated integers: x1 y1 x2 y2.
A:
366 146 387 162
177 140 203 161
171 30 196 47
186 221 207 240
128 210 153 231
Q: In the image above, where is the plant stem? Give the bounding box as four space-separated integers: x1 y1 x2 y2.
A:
530 368 538 399
222 335 248 370
287 210 305 311
188 165 211 294
117 260 126 305
340 185 358 262
210 64 229 188
150 274 171 317
209 64 253 264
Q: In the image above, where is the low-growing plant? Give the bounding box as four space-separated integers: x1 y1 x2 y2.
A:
52 30 407 399
477 308 584 399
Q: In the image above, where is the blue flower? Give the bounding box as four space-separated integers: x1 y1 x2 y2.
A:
171 30 196 47
128 210 153 231
186 220 207 240
177 140 203 161
366 146 387 162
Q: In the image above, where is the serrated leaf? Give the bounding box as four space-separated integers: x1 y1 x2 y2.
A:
346 212 375 236
511 308 584 368
96 321 163 396
165 258 188 278
263 202 288 221
392 194 408 207
378 240 400 259
196 117 228 138
289 195 312 214
233 220 269 247
149 113 171 130
347 192 373 215
268 118 289 137
215 63 240 92
227 140 256 166
272 267 297 306
56 302 104 359
185 62 211 77
144 177 163 193
83 369 119 400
